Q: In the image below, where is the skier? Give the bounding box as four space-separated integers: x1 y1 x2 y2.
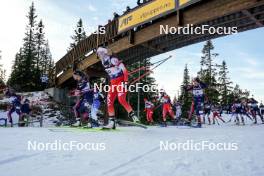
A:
174 101 182 121
144 98 154 125
233 99 245 125
248 98 264 124
211 104 226 125
241 100 253 122
203 100 212 125
260 103 264 117
96 47 139 129
20 99 32 127
89 88 105 127
72 70 93 127
4 88 22 127
185 77 207 128
159 89 175 127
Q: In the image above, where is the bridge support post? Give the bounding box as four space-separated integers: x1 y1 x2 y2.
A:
128 29 135 44
177 9 183 26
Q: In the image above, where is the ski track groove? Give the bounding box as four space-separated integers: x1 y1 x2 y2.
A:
0 153 41 166
101 139 175 176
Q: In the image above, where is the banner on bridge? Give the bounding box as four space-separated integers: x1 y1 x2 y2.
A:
118 0 176 33
117 0 201 34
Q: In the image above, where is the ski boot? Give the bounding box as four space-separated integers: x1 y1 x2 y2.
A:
195 123 202 128
9 118 13 127
129 111 140 123
72 118 81 127
241 118 245 126
102 118 116 130
184 120 191 126
160 121 167 127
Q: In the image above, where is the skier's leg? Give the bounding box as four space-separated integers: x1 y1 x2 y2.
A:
240 114 245 125
73 100 81 119
212 113 216 125
203 115 206 124
117 91 139 122
208 115 211 125
107 88 117 117
162 105 168 127
149 110 154 123
235 113 240 125
168 106 175 120
217 115 226 123
162 105 168 122
146 110 150 122
117 91 132 113
195 103 202 127
103 87 118 129
7 107 15 127
252 111 257 124
257 110 264 123
188 102 195 122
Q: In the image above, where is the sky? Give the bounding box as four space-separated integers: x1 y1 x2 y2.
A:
0 0 263 102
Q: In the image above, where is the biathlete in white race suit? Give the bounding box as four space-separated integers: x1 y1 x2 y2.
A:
91 88 104 121
96 47 139 129
174 101 182 120
159 89 175 127
144 98 154 124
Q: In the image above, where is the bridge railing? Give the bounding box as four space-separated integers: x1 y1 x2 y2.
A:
55 18 119 78
54 0 202 83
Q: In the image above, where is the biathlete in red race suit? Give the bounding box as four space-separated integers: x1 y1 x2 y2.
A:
97 47 139 129
144 98 154 124
159 89 175 126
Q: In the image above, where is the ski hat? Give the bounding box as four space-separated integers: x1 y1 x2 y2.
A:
193 77 200 83
73 70 86 78
97 47 112 58
160 89 165 93
24 99 30 104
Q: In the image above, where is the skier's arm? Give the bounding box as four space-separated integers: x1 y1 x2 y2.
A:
184 85 193 91
119 63 128 82
111 57 128 82
199 81 207 89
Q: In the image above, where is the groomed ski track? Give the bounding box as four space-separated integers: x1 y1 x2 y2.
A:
0 122 264 176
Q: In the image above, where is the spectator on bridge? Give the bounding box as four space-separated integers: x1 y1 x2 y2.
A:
124 6 131 14
137 0 150 6
113 12 120 20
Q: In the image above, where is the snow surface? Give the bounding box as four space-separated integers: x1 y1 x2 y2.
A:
0 118 264 176
1 91 263 176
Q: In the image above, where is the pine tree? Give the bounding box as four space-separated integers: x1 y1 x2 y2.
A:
0 50 6 87
179 64 192 118
20 2 39 91
36 20 45 71
8 2 54 91
198 40 219 103
230 84 250 100
218 60 232 105
68 18 86 51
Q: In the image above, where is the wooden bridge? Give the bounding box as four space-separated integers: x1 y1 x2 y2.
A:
54 0 264 87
